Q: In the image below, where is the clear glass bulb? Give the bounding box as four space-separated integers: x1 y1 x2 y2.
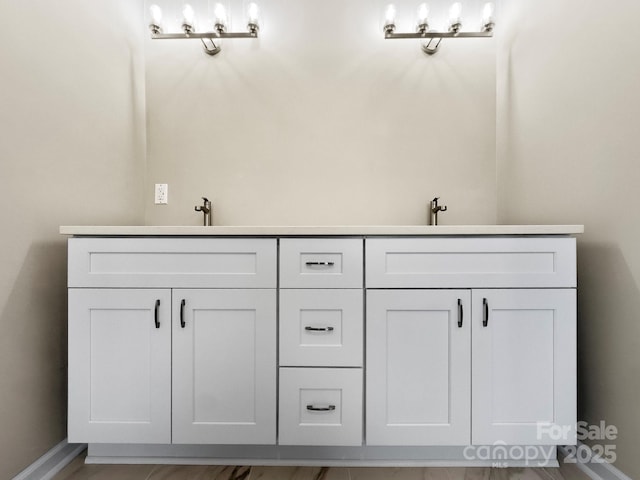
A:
449 2 462 24
214 3 228 28
482 2 495 30
182 4 195 25
247 2 259 24
384 4 396 31
416 3 429 30
149 4 163 26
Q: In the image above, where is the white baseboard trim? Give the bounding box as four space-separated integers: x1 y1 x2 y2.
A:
558 443 632 480
12 439 86 480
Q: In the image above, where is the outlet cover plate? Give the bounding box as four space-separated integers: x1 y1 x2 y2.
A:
155 184 168 204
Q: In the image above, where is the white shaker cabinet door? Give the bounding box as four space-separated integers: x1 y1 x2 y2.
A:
366 290 471 446
472 289 577 445
68 289 172 444
172 289 277 444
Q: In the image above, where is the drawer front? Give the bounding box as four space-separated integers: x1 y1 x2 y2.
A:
68 238 277 288
280 238 363 288
279 367 362 446
366 237 576 288
280 289 363 367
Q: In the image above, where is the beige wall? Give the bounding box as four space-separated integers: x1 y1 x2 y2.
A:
0 0 146 477
3 0 640 478
496 1 640 478
144 0 497 227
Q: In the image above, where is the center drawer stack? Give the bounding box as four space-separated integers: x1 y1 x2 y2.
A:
278 238 363 446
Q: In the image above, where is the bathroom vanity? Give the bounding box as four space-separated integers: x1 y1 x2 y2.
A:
61 225 583 466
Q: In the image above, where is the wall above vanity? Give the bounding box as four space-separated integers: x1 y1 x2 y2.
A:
143 0 497 226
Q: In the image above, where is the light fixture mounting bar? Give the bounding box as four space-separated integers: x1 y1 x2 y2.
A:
385 31 492 40
151 31 258 40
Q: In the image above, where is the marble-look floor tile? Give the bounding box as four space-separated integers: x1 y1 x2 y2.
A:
146 464 251 480
146 464 211 480
349 467 455 480
546 462 592 480
488 467 548 480
421 467 490 480
248 466 349 480
51 453 156 480
349 468 494 480
461 468 491 480
206 465 251 480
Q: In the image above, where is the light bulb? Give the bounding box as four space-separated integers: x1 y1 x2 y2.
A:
449 2 462 22
182 4 195 32
150 5 163 25
449 2 462 31
247 2 259 31
247 3 259 23
416 3 429 31
384 4 396 33
149 4 163 33
482 2 495 32
214 3 227 31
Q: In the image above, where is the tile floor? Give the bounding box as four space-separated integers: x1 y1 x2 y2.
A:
52 453 593 480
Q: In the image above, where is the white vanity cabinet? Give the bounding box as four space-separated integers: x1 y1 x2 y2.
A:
63 226 581 465
67 237 277 445
365 237 577 447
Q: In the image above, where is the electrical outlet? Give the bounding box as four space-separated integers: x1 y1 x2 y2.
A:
155 184 168 204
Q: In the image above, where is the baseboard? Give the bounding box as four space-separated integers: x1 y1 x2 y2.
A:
85 443 557 467
558 443 633 480
12 439 86 480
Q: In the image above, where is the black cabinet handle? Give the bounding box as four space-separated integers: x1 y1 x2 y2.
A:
483 298 489 327
180 299 186 328
304 326 334 332
306 404 336 412
154 299 160 328
458 299 463 328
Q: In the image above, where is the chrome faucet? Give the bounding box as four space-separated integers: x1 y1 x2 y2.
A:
195 197 212 226
429 197 447 225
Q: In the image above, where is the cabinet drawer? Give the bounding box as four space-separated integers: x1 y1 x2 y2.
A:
280 289 362 367
366 237 576 288
279 368 362 446
68 238 277 288
280 238 363 288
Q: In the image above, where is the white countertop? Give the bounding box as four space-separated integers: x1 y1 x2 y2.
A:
59 225 584 236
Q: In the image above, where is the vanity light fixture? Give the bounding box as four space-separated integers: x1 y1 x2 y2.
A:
148 2 260 56
383 2 495 55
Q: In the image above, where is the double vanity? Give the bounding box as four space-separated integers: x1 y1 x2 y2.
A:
61 225 583 466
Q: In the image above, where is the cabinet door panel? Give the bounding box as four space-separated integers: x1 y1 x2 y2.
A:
68 289 171 444
472 289 576 445
172 289 276 444
366 290 470 446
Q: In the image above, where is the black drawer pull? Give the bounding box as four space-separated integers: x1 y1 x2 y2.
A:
305 261 335 267
154 299 160 329
304 326 335 332
306 404 336 412
483 298 489 327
